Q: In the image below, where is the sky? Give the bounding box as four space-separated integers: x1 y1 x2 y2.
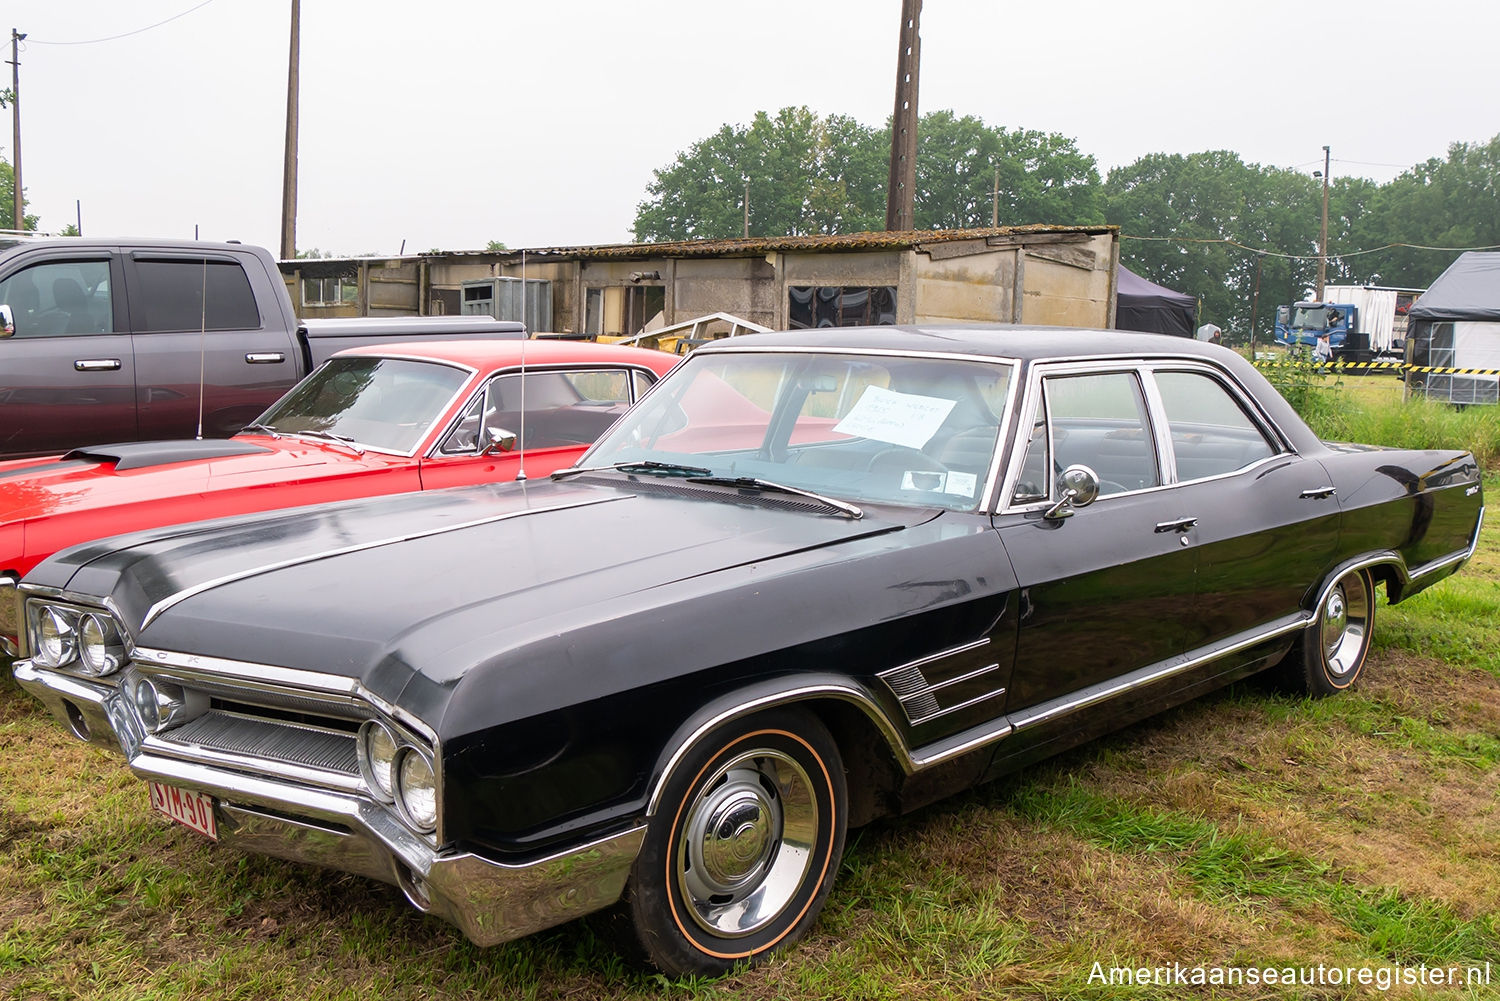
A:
6 0 1497 257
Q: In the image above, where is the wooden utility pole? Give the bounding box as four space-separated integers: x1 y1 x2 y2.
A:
279 0 300 260
884 0 920 232
1316 144 1330 300
991 167 999 227
9 28 24 232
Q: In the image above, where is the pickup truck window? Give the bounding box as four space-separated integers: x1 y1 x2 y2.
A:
0 259 113 336
133 259 261 332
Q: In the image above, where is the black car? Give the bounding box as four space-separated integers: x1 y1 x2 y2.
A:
13 326 1485 975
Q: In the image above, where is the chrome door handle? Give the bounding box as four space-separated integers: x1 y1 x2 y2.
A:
1154 517 1198 533
74 358 121 371
1300 486 1337 499
245 352 286 364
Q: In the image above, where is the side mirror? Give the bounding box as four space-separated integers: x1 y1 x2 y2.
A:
480 425 517 455
1042 464 1101 521
0 304 14 338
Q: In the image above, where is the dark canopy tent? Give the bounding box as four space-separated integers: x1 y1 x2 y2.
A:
1116 266 1197 337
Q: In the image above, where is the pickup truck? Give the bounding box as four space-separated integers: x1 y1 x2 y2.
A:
0 238 524 458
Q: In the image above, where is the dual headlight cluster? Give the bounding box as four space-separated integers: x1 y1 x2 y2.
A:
26 602 127 677
357 718 438 834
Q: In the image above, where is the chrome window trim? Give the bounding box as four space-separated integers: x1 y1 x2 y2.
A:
631 345 1022 515
424 362 663 460
998 357 1299 515
271 354 479 460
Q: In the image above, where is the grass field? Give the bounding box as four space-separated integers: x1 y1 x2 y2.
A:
2 394 1496 999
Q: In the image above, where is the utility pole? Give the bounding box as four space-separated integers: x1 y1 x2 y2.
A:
884 0 920 231
991 167 999 227
8 28 24 232
743 178 749 238
1316 144 1330 300
279 0 300 260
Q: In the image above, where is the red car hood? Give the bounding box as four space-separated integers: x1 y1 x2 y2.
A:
0 436 415 576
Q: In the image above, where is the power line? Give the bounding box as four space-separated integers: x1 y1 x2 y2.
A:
1121 234 1500 261
28 0 218 46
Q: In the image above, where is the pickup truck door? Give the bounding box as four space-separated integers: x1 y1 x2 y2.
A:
125 252 300 441
0 253 137 456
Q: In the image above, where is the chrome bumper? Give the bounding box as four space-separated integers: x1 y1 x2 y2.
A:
11 658 645 947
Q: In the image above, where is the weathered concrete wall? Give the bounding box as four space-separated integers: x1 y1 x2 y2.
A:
1019 236 1115 328
913 249 1017 324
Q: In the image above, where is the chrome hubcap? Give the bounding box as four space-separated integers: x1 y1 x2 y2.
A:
1321 575 1369 677
678 749 817 938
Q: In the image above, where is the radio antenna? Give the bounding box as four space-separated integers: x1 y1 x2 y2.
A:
515 249 528 482
195 257 208 439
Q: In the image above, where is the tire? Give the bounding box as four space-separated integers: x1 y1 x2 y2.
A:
625 708 847 977
1284 567 1375 696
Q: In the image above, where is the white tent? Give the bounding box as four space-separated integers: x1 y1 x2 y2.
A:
1406 253 1500 405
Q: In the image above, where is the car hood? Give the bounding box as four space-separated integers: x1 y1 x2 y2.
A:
0 437 359 524
35 475 926 713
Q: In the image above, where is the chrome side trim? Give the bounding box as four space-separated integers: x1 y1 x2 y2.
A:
0 573 18 658
645 680 914 816
1008 611 1309 732
1409 505 1485 580
141 494 628 628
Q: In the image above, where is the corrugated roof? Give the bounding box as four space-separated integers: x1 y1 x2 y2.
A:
435 225 1118 262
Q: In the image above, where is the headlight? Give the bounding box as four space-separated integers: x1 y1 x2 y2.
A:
395 747 437 832
358 720 400 801
125 673 206 734
78 614 125 676
34 606 77 669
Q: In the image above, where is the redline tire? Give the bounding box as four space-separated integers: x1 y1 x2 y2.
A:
625 708 847 977
1289 567 1375 697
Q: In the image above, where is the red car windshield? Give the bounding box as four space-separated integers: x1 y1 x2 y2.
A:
253 357 470 454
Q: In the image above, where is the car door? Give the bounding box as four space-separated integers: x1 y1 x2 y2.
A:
992 365 1198 726
125 252 300 440
1144 365 1340 649
0 253 136 456
418 365 658 489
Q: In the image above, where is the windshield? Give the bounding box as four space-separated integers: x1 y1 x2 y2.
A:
581 350 1013 511
1290 305 1330 330
253 356 469 453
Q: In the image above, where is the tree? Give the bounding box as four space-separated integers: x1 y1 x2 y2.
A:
633 108 1104 242
0 156 38 232
1346 134 1500 289
1105 151 1322 343
484 240 508 252
915 111 1102 229
633 107 885 242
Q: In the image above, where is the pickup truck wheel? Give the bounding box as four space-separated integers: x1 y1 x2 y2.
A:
626 708 846 977
1286 568 1375 697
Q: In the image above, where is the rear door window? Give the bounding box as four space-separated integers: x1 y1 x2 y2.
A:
132 259 261 332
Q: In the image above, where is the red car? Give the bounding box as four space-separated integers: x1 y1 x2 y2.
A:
0 339 677 653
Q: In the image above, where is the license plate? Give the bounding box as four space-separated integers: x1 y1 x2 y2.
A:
148 781 219 840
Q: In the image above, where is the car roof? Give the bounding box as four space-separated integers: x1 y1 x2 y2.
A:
693 324 1228 364
333 339 679 371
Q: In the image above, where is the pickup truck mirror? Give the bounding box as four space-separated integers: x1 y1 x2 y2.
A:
480 426 517 455
0 304 14 338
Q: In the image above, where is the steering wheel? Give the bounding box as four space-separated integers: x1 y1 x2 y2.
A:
867 446 946 473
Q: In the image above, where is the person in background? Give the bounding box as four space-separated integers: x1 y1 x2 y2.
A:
1313 330 1333 370
1195 323 1223 345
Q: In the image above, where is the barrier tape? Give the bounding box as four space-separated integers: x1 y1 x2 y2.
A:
1251 359 1500 376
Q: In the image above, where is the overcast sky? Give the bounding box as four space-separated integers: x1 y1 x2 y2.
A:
7 0 1496 256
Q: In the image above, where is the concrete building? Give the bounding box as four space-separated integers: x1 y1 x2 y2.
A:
281 225 1121 336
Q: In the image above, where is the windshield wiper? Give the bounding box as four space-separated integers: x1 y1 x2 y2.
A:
686 475 863 519
552 460 713 480
241 423 281 438
291 429 365 455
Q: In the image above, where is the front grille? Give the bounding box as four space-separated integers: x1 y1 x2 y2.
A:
164 709 359 776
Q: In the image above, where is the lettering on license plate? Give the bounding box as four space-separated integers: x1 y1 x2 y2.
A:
148 782 219 840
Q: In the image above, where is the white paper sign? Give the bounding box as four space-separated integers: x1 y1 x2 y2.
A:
833 386 956 450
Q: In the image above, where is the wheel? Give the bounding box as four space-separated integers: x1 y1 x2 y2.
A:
1282 568 1375 696
625 708 847 977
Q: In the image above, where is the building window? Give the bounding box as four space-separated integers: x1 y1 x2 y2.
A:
789 286 897 328
303 276 359 308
